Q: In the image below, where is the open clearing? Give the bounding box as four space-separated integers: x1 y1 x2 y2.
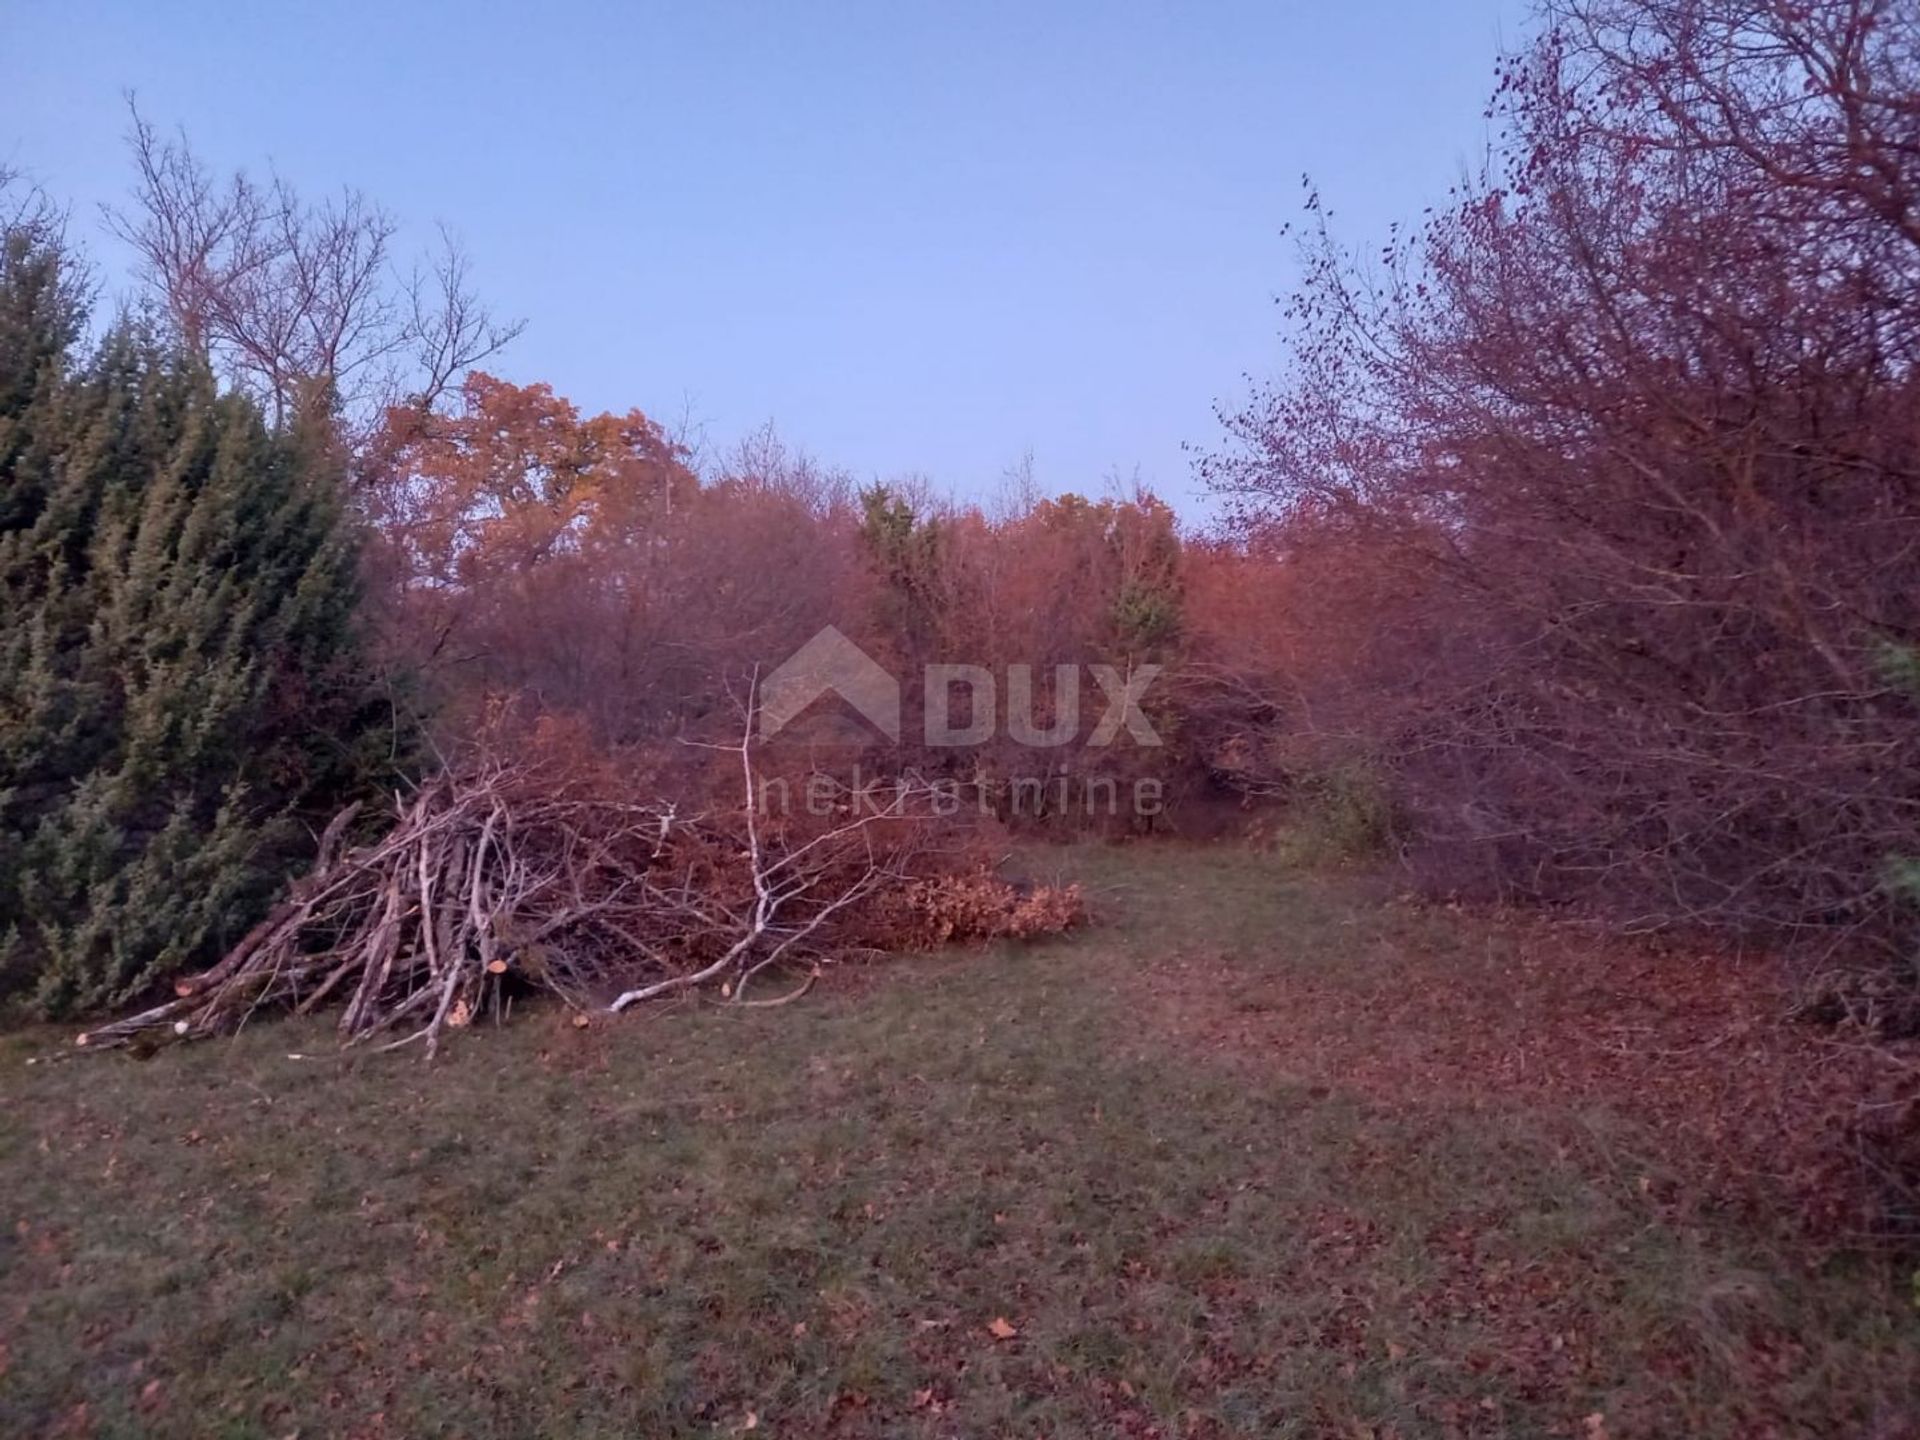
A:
2 844 1915 1439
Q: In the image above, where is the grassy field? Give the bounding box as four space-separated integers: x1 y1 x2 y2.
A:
1 844 1915 1438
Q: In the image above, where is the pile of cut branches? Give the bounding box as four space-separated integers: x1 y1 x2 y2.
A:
77 713 1061 1058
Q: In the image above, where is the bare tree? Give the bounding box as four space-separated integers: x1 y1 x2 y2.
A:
107 99 521 438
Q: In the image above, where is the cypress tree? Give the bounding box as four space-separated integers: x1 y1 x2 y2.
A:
0 215 404 1016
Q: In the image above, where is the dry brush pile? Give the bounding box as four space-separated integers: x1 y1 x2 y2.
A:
76 724 1082 1059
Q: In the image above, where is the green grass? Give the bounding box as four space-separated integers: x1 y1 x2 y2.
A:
1 843 1913 1438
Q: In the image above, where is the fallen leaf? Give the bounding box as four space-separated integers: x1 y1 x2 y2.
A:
987 1316 1019 1340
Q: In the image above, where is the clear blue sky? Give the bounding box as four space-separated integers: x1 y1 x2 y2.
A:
3 0 1523 514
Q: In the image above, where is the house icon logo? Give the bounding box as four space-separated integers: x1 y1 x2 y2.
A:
760 627 901 742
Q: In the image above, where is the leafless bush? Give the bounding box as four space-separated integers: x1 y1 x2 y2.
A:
1208 0 1920 953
